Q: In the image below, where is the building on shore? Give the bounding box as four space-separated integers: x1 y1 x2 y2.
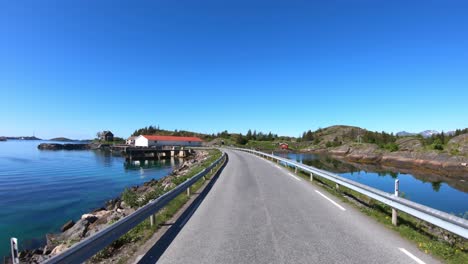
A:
100 131 114 141
134 135 203 147
126 136 136 145
279 143 289 150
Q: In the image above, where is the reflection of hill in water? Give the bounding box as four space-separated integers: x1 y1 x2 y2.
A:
279 153 468 193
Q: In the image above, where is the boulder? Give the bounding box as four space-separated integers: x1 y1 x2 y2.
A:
105 198 121 210
42 245 52 255
50 244 69 256
81 214 98 223
91 207 107 213
396 137 423 152
30 254 49 263
60 220 75 232
47 219 90 246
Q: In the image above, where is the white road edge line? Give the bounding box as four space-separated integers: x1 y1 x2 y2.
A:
288 173 301 181
275 165 281 169
398 248 426 264
315 190 346 211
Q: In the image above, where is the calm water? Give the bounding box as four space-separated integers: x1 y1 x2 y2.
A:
0 140 180 256
277 153 468 218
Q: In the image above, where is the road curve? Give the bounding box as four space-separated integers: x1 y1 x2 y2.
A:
143 149 439 264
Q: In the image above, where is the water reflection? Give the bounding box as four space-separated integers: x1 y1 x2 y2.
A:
275 152 468 216
124 158 182 170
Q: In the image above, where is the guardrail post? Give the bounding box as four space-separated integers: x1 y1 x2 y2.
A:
294 166 298 174
310 173 314 181
392 179 399 226
187 187 190 197
150 214 155 227
10 238 19 264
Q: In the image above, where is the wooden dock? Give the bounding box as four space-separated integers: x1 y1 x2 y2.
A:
110 145 193 161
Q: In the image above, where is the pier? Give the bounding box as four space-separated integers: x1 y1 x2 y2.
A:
110 145 193 161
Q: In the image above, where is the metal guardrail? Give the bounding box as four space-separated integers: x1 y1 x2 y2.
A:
233 148 468 239
42 152 227 264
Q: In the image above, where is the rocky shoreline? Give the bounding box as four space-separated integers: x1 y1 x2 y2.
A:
303 144 468 179
37 143 91 150
13 150 210 264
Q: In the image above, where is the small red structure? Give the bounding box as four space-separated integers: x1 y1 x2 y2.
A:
279 143 289 150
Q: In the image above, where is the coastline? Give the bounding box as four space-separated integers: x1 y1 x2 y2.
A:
297 145 468 180
13 150 212 263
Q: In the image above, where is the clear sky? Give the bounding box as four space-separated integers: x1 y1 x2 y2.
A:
1 0 467 139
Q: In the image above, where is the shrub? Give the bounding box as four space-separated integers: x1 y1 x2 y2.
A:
431 139 444 150
383 142 399 152
122 188 139 208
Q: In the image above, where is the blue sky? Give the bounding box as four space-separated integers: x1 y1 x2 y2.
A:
1 0 467 139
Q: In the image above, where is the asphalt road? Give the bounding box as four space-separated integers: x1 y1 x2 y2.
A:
143 149 439 264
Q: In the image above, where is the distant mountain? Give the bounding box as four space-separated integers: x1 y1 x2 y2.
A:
396 131 416 137
396 130 458 138
419 130 439 138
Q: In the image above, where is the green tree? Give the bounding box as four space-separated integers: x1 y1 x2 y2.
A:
246 129 253 141
236 134 247 145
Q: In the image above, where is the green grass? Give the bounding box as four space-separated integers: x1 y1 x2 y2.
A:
244 140 278 150
273 157 468 264
91 149 224 262
92 139 126 145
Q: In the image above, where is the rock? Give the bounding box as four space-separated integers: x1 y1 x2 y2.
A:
32 248 43 255
447 134 468 155
43 245 52 255
19 250 30 259
60 220 75 232
46 234 56 247
50 244 69 256
94 210 110 218
81 214 98 223
38 143 90 150
105 198 121 210
136 185 149 194
48 219 90 246
30 254 48 263
329 145 350 156
396 137 423 152
92 207 107 213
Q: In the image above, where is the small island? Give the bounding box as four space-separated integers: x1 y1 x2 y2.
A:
2 136 41 140
38 143 91 150
49 137 74 142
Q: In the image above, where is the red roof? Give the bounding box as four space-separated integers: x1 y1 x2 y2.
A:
141 135 203 142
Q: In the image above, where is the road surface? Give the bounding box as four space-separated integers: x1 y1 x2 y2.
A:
140 149 439 264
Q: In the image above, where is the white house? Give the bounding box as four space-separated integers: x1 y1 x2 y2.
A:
134 135 203 147
126 136 137 145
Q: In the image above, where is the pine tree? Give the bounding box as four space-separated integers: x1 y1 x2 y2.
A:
246 129 252 141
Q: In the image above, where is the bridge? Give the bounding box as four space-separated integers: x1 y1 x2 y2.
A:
18 148 467 264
